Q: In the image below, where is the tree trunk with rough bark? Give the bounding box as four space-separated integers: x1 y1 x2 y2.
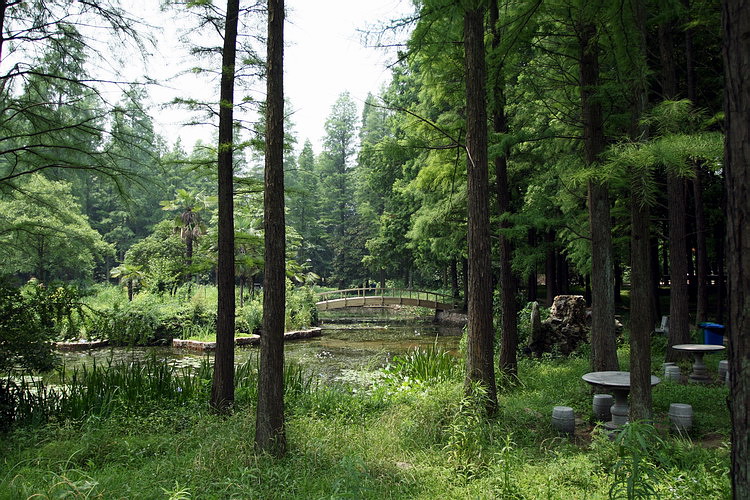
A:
210 0 239 412
693 165 709 325
659 12 691 361
722 1 750 496
666 176 691 360
463 4 497 412
255 0 286 456
545 230 557 306
630 200 653 421
489 0 518 379
451 258 459 301
527 229 538 302
579 21 618 372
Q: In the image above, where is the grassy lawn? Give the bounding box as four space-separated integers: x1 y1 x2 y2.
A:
0 348 730 499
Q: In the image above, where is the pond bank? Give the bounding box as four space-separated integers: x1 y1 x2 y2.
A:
171 327 323 352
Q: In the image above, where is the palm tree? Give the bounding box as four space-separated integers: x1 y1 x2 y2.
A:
110 263 144 301
161 189 207 281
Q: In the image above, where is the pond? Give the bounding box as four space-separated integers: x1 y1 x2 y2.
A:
58 307 464 385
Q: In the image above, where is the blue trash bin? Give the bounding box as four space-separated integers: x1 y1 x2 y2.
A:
699 322 725 345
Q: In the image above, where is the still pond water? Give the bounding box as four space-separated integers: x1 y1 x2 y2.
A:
59 308 464 385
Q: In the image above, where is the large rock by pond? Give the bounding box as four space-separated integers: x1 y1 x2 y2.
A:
529 295 589 356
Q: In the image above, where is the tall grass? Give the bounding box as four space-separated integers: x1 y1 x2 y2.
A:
2 353 317 431
0 343 731 499
383 346 460 386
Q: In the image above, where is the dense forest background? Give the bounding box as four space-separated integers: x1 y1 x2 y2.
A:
0 1 725 321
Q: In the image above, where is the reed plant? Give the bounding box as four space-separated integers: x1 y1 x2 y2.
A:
3 353 318 430
383 345 460 387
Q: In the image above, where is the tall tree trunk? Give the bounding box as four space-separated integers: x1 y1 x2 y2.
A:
693 165 709 325
659 14 691 361
463 4 497 412
0 0 7 64
630 198 653 421
557 250 569 295
658 20 678 100
527 229 538 302
614 259 623 305
462 257 469 311
666 176 691 360
450 258 459 301
580 21 618 372
722 1 750 496
255 0 286 456
545 230 557 306
628 0 652 421
650 236 662 323
210 0 239 412
490 0 518 379
717 217 726 322
683 0 697 104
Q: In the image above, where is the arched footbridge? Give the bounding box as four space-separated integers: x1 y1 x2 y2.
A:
316 288 460 312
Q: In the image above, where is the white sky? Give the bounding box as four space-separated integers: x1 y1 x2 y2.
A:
0 1 415 156
284 0 413 154
143 0 415 156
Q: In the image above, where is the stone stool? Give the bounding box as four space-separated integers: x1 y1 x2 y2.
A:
552 406 575 436
669 403 693 434
592 394 613 422
665 365 681 382
718 360 729 382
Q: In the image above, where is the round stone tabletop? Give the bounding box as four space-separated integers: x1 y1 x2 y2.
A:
672 344 726 353
582 371 661 388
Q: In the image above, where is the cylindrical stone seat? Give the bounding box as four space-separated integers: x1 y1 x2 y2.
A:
552 406 575 436
665 365 681 382
669 403 693 434
592 394 613 422
718 360 728 382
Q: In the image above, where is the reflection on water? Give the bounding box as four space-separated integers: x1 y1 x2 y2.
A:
59 310 463 385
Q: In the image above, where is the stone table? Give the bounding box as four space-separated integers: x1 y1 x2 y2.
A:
582 371 661 430
671 344 726 383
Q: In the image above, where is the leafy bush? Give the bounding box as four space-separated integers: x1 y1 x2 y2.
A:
87 288 216 345
236 297 263 334
0 283 57 375
285 282 319 330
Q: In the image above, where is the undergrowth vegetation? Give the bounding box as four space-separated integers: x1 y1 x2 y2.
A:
1 281 319 348
0 344 731 499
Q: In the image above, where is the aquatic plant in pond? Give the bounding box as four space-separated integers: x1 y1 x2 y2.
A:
382 345 460 388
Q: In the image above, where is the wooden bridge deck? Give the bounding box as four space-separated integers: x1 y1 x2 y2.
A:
315 288 458 312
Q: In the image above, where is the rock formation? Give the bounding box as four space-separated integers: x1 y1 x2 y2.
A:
529 295 589 356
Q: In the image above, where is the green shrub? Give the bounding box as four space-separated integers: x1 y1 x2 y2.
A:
285 282 319 330
87 289 217 346
236 297 263 334
0 283 58 375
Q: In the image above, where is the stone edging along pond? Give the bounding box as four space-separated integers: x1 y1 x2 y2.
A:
171 327 323 352
55 339 110 351
53 328 323 353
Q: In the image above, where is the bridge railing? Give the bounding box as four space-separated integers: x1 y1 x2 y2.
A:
316 287 461 309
